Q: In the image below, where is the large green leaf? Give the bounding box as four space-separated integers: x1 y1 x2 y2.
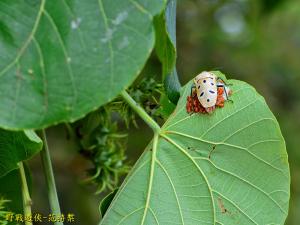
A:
0 130 42 177
0 0 165 130
100 75 290 224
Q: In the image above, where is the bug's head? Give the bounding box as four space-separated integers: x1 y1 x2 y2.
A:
194 71 215 83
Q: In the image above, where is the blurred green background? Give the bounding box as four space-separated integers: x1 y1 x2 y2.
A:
28 0 300 224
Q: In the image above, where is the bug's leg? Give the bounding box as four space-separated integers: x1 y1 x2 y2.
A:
190 84 196 97
217 77 233 86
217 80 233 104
216 77 225 84
208 145 216 159
224 87 234 103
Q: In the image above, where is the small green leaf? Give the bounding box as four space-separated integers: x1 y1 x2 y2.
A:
99 189 119 218
0 0 165 130
156 93 176 119
0 129 42 177
100 73 290 225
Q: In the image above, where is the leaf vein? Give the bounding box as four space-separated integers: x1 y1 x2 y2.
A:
43 10 77 116
97 0 114 98
161 134 216 224
200 98 259 138
168 131 286 175
0 0 45 78
202 158 287 215
221 118 276 142
212 190 259 225
156 159 184 225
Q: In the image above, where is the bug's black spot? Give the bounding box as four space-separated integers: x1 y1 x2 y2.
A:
200 92 204 97
209 90 215 94
210 77 214 80
207 99 210 102
211 83 214 86
203 80 206 83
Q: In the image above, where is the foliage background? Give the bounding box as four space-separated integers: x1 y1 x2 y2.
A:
23 0 299 224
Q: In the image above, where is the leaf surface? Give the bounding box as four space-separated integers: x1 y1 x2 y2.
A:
0 0 165 129
0 130 42 177
100 75 290 225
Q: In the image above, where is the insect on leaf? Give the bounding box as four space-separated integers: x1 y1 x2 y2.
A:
99 73 290 225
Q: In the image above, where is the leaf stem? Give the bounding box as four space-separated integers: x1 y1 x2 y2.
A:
40 129 64 225
121 90 161 133
18 162 32 225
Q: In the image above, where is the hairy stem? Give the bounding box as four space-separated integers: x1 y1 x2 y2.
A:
18 162 32 225
40 129 63 225
121 90 161 133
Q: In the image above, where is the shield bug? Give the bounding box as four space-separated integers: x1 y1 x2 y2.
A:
186 71 232 114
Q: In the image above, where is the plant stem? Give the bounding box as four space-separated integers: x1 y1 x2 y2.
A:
40 129 63 225
18 162 32 225
121 90 161 133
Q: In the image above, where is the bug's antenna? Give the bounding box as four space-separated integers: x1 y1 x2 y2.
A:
216 77 226 84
